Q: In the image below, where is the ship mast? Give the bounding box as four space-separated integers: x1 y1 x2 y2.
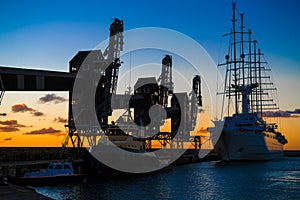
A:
232 2 238 114
240 13 245 86
248 29 252 111
218 2 280 119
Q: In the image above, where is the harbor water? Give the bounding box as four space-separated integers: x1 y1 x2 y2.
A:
35 157 300 200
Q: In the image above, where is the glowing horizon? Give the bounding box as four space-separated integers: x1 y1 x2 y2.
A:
0 92 299 150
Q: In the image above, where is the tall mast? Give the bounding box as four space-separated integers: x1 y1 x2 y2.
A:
258 48 263 116
248 29 252 111
240 13 245 86
232 2 238 114
253 40 258 113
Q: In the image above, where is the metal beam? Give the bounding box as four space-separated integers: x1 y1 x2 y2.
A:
0 66 76 91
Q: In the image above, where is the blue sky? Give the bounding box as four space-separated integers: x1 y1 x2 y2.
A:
0 0 299 110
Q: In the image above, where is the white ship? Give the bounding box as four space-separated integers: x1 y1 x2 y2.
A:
209 3 287 161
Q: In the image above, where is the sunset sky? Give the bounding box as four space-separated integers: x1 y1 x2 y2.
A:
0 0 299 149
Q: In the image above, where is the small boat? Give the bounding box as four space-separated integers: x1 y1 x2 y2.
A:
8 162 84 186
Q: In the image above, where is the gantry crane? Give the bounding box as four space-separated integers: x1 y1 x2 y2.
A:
64 21 202 151
97 18 124 126
64 19 124 148
158 55 173 107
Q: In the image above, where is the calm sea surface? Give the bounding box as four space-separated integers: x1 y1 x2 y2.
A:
35 157 300 200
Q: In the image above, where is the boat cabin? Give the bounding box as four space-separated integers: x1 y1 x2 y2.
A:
23 162 74 177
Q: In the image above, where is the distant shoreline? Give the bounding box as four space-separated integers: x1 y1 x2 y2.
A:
284 150 300 157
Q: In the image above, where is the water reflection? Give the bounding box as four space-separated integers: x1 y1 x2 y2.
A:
36 157 300 200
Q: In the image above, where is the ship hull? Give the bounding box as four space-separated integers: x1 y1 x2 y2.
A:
214 130 284 161
8 174 84 187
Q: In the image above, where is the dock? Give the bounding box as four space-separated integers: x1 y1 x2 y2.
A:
0 147 207 177
0 182 51 200
0 147 85 177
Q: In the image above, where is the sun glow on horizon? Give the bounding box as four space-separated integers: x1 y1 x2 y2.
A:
0 91 298 150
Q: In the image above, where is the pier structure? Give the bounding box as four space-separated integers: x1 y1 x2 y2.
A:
0 19 203 176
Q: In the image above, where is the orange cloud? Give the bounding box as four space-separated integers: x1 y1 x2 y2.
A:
11 104 34 112
24 127 63 136
11 104 45 117
262 110 300 118
38 94 68 104
0 120 27 132
0 120 26 127
53 117 68 123
0 137 12 143
0 126 19 132
32 111 45 117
